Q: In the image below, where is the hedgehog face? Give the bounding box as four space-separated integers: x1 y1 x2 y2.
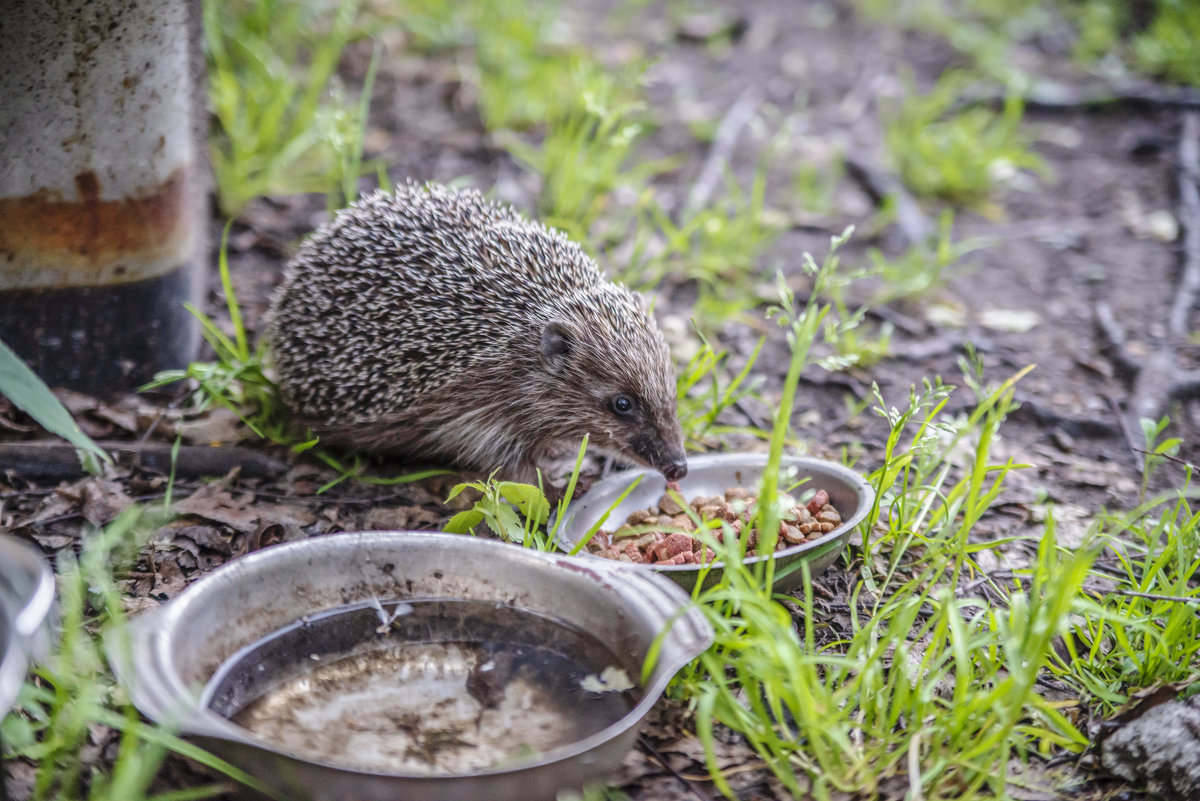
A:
539 319 687 481
603 388 688 482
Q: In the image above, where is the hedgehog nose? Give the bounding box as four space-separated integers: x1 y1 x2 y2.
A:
662 459 688 482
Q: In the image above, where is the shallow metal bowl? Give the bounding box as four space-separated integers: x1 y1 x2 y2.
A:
557 454 876 592
112 531 712 801
0 535 56 718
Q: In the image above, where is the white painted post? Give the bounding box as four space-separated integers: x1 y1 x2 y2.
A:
0 0 207 394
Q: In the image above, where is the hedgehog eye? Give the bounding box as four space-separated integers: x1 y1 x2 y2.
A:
610 394 635 416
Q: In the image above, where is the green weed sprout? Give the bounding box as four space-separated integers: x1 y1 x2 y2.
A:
143 222 290 445
443 472 553 548
442 437 591 551
882 71 1046 211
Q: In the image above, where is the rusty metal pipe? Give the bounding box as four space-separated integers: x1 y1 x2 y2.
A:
0 0 207 395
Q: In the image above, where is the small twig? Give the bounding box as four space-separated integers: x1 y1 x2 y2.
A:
865 305 926 337
683 87 762 220
1133 447 1196 471
889 333 992 363
1083 585 1200 605
1124 112 1200 423
843 151 933 248
0 440 288 481
1091 111 1200 439
1092 302 1140 384
134 385 192 447
1171 110 1200 341
732 397 770 432
1104 394 1143 468
637 735 715 801
1007 397 1121 439
960 80 1200 113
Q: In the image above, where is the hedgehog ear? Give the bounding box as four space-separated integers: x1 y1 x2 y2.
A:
540 322 573 375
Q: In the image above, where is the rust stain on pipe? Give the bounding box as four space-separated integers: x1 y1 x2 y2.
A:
0 167 193 287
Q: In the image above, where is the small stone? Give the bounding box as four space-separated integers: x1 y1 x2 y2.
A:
1143 209 1179 242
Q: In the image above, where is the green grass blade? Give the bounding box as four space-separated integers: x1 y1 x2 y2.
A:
0 337 111 464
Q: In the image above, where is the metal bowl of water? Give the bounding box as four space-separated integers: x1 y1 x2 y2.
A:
0 535 56 718
111 531 712 801
557 453 876 592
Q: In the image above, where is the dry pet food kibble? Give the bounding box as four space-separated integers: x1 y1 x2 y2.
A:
587 485 843 565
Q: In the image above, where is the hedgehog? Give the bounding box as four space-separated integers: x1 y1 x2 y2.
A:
266 181 688 487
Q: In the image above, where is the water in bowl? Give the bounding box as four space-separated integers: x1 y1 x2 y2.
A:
202 599 642 775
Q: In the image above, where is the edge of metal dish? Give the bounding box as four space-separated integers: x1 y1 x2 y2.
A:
556 453 877 591
111 531 712 801
0 535 57 717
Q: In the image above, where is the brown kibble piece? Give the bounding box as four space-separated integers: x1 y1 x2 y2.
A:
655 532 694 561
658 492 686 515
613 524 639 540
782 525 805 544
627 508 654 525
631 532 659 550
817 505 841 525
589 484 843 563
805 489 830 516
670 514 697 531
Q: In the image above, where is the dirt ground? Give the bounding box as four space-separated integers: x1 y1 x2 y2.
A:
2 1 1198 799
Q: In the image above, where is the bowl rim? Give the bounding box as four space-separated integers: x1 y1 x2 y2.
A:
556 453 876 575
118 530 713 780
0 535 56 716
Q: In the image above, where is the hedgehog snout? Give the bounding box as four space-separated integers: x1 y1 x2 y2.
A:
644 433 688 482
662 458 688 482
